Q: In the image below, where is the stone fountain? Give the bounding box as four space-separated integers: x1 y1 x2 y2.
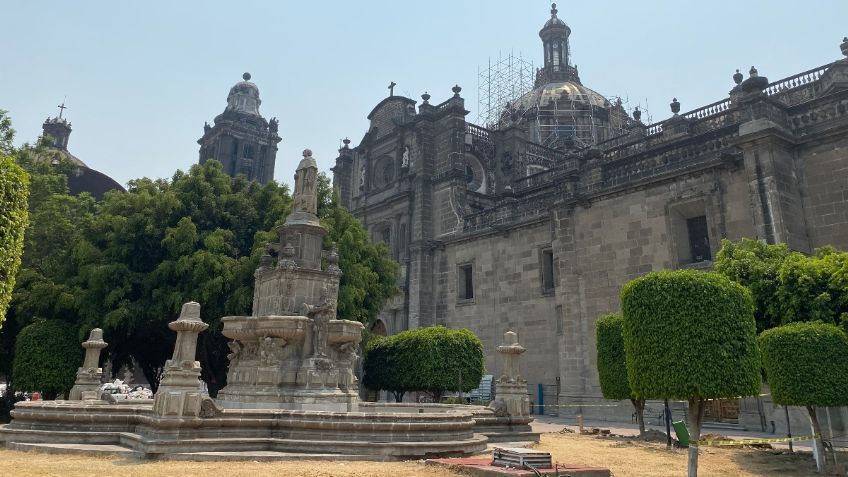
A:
0 151 534 460
217 149 363 411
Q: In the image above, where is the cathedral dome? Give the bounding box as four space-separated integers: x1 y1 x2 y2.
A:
513 80 610 112
225 72 262 116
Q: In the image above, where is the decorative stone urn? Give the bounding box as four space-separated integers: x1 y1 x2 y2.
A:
152 302 209 417
68 328 108 400
488 331 531 417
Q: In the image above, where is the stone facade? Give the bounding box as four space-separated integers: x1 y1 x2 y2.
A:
333 7 848 420
198 73 281 184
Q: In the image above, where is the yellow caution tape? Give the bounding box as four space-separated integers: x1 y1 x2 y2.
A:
700 434 819 446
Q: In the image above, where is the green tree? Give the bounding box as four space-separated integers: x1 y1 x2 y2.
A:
71 163 398 394
715 238 848 333
11 320 82 399
758 322 848 473
364 326 484 402
0 153 29 328
362 334 411 402
73 162 290 391
714 238 794 331
595 312 645 436
621 270 760 477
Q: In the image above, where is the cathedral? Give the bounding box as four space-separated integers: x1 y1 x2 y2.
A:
332 4 848 425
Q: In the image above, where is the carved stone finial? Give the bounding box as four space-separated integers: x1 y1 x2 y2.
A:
551 2 558 17
632 106 642 121
670 98 681 115
841 37 848 57
342 137 351 148
69 328 109 400
749 66 758 78
243 72 251 81
421 91 431 104
452 85 462 97
153 302 208 417
733 69 744 85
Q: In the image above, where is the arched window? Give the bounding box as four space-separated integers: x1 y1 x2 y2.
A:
372 156 395 189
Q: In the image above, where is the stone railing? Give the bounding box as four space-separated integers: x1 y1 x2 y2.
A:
466 123 492 142
591 128 739 194
463 188 563 234
764 63 831 101
682 98 733 120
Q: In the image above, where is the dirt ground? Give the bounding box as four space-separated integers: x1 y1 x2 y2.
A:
0 432 828 477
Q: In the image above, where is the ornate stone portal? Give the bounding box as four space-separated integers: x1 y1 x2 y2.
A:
216 149 364 411
68 328 108 400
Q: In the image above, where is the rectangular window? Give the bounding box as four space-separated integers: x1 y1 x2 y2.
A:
556 305 564 336
458 264 474 301
541 249 555 292
687 215 711 263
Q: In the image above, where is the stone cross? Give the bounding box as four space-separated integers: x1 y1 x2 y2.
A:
57 101 67 119
388 81 396 97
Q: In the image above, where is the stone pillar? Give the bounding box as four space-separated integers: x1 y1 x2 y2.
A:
152 302 209 417
68 328 108 400
489 331 531 417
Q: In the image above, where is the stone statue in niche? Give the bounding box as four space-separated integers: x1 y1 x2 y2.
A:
401 146 410 168
335 341 358 388
227 341 242 367
302 286 335 358
359 163 366 189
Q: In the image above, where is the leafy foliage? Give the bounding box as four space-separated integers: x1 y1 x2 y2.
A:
620 270 760 400
363 326 484 401
758 322 848 407
11 320 81 399
715 238 848 333
595 313 631 400
0 153 29 328
714 238 793 331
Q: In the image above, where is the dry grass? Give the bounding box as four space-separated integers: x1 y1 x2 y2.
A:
0 433 826 477
527 433 820 477
0 451 461 477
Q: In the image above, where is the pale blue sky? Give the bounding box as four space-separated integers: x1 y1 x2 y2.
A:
2 1 846 187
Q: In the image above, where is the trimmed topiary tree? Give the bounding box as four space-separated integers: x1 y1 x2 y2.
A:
11 320 82 399
758 322 848 473
363 334 412 402
363 326 484 402
0 154 29 327
596 312 645 436
621 270 760 477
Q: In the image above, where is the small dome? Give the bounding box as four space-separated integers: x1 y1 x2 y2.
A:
225 72 262 116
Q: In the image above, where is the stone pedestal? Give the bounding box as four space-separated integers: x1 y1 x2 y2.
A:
152 302 209 417
488 331 531 417
69 328 108 400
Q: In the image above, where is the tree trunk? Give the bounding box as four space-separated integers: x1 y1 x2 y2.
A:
631 398 646 437
392 391 406 403
807 405 826 473
687 397 705 477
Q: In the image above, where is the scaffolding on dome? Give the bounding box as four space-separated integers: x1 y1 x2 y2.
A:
476 52 535 129
532 93 633 149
